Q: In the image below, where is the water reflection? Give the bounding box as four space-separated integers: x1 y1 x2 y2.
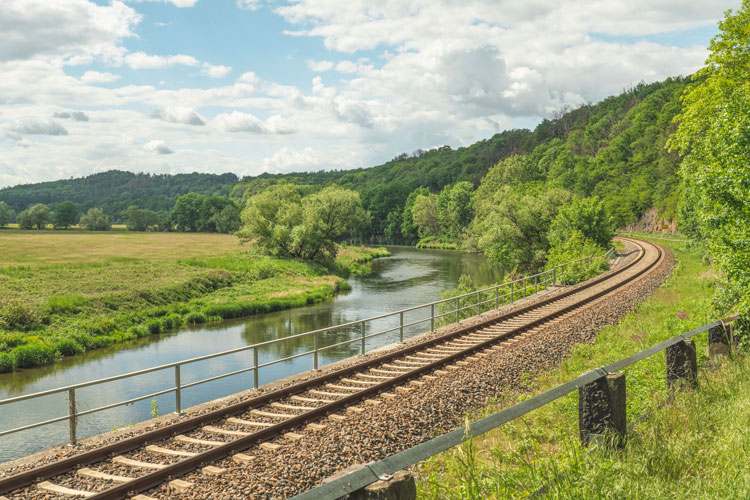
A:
0 247 502 462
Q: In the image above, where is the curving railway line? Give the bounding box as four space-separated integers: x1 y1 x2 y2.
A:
0 237 664 500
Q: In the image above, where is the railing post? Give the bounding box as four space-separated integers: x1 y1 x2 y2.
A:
253 347 259 389
174 364 181 414
430 304 435 332
68 388 76 444
578 370 626 448
495 286 499 309
553 266 557 285
666 338 697 389
313 331 319 370
455 297 460 323
477 292 481 316
361 322 366 355
511 282 514 304
708 322 732 359
399 312 404 342
534 275 538 294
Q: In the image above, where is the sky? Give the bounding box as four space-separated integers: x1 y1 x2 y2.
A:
0 0 736 188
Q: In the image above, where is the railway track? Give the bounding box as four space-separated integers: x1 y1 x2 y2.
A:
0 237 663 500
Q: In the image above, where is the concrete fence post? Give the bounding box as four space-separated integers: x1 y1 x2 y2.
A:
666 338 697 389
324 465 416 500
578 371 626 447
708 322 731 359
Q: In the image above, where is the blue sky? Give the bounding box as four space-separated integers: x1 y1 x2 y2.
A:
0 0 736 188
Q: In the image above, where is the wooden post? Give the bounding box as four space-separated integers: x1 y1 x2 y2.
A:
578 371 626 447
666 338 697 389
323 465 416 500
708 323 731 359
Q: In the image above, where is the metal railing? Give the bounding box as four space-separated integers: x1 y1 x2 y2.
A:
291 315 741 500
0 248 615 446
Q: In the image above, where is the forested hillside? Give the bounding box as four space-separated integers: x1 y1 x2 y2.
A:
0 171 238 220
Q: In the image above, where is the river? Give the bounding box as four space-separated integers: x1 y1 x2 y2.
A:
0 247 503 463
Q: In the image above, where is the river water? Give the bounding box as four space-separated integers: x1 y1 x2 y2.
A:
0 247 503 463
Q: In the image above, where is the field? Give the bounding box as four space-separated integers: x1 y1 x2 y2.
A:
416 237 729 498
0 230 388 372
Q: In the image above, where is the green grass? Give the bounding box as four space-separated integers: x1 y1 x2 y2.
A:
417 238 721 499
0 231 387 372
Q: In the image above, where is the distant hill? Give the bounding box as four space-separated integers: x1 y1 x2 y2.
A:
0 170 238 220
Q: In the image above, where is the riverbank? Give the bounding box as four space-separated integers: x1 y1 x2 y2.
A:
0 231 388 372
416 237 716 498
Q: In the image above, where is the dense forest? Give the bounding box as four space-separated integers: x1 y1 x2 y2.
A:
0 171 238 220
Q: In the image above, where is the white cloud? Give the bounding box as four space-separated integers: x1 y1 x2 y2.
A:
202 64 232 78
144 139 174 154
214 111 296 134
307 59 334 72
53 110 89 122
0 0 139 63
125 52 199 69
80 70 120 83
127 0 199 7
237 0 262 10
8 118 68 136
152 106 206 125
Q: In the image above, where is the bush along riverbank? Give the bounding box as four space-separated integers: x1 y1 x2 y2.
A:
417 237 717 499
0 245 389 373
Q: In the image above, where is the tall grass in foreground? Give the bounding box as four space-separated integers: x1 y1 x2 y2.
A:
419 240 724 499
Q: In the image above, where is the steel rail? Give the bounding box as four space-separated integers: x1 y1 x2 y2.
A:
0 239 656 498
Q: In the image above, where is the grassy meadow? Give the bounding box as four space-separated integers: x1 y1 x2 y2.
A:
416 236 733 499
0 229 388 373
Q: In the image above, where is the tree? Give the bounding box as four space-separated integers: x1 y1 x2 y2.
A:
548 196 612 250
473 186 571 272
668 1 750 314
27 204 51 230
240 184 367 261
16 210 31 229
125 205 159 231
53 201 78 229
384 210 403 243
171 192 204 232
79 208 111 231
0 202 10 228
401 187 430 243
437 181 475 241
411 193 439 238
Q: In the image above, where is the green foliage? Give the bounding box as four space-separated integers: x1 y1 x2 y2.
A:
0 201 11 228
0 353 12 373
45 294 87 315
171 192 203 232
668 1 750 316
53 201 78 229
545 230 609 285
12 341 56 368
412 193 439 238
0 170 238 222
125 205 160 231
240 184 367 262
548 196 613 249
437 181 474 241
0 297 40 329
401 187 431 243
146 319 162 334
79 207 111 231
17 203 51 230
185 312 207 324
473 185 571 272
53 338 84 356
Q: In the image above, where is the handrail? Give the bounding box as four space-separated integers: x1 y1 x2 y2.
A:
0 246 615 450
290 316 737 500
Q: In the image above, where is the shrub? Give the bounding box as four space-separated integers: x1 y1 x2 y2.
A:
12 342 56 368
0 353 12 373
128 325 149 338
146 320 162 334
185 312 207 324
88 335 114 348
161 313 183 331
0 298 39 329
53 338 84 356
